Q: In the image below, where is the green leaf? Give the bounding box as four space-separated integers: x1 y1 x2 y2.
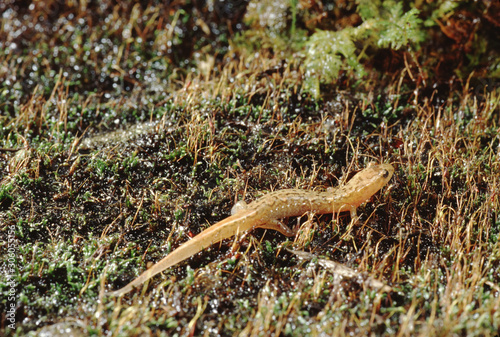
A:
377 5 424 50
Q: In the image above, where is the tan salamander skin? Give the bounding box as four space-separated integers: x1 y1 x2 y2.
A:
109 164 394 296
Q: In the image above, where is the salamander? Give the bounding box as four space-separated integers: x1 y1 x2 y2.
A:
109 163 394 296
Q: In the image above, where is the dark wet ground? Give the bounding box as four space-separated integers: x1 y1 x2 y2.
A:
1 1 499 336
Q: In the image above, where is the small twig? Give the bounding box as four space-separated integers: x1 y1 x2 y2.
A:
286 248 392 292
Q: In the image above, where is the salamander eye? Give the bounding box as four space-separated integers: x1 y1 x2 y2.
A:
382 169 390 178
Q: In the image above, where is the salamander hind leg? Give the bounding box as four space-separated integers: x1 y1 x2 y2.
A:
257 219 297 237
349 205 357 220
231 200 248 215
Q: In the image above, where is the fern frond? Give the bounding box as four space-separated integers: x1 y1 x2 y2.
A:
377 4 424 50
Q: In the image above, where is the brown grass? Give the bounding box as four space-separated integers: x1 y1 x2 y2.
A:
1 1 499 337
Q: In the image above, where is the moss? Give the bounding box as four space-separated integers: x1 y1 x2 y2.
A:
1 1 499 336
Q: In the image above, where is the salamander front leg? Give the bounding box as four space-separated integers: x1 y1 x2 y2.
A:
343 205 359 239
258 219 297 237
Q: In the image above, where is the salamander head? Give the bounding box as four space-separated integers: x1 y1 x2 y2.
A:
337 163 394 207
